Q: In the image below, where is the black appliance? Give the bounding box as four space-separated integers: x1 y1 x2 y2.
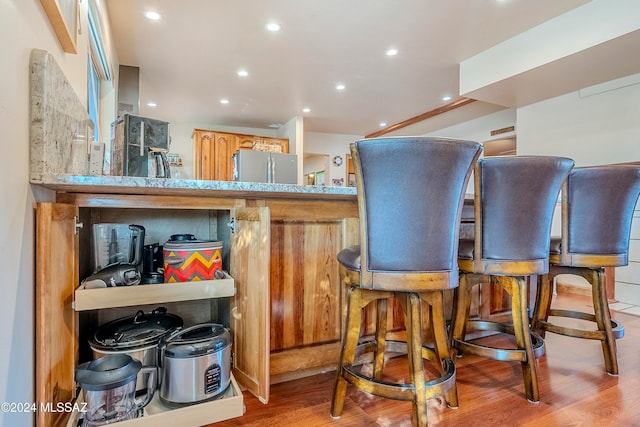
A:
110 114 170 177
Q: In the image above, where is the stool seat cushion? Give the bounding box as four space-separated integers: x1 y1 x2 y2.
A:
457 237 566 262
549 237 562 255
458 239 474 260
337 245 362 272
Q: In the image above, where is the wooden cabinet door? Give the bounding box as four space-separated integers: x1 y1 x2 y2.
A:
194 131 239 181
193 130 215 180
237 135 289 153
267 204 359 381
214 132 238 181
35 202 79 427
229 207 271 403
236 135 257 150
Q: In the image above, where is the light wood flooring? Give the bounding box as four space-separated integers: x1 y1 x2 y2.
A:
214 292 640 426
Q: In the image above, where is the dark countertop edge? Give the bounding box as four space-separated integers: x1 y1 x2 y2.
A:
30 174 357 201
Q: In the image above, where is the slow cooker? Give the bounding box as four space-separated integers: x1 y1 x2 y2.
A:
89 307 183 390
163 234 223 283
158 323 231 404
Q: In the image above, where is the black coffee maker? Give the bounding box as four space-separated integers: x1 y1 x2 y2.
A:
110 114 170 177
141 242 164 284
83 225 145 288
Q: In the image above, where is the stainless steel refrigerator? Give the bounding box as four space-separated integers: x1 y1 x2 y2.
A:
232 150 297 184
110 114 170 177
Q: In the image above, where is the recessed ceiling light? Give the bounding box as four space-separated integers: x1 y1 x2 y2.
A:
379 122 387 127
266 22 281 32
386 48 398 56
220 98 229 104
442 95 452 101
147 102 157 107
237 69 249 77
302 108 311 113
144 11 161 20
336 83 346 91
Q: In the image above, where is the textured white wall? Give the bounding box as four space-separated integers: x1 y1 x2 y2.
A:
0 1 91 425
517 74 640 164
424 108 517 145
618 207 640 304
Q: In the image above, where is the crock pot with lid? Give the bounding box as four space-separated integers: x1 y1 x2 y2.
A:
163 234 223 282
90 307 183 390
159 323 231 404
91 307 183 352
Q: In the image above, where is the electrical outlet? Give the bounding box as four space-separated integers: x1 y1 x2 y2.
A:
89 143 105 175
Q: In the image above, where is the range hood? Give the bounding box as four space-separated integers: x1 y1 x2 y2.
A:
117 65 140 116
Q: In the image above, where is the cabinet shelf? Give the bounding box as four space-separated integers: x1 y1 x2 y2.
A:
73 276 235 311
66 374 244 427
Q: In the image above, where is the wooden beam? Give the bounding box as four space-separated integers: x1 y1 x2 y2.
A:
365 97 476 138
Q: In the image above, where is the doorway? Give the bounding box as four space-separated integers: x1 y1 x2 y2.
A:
483 137 516 157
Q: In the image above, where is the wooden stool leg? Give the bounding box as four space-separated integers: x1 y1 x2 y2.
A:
531 273 554 338
450 274 474 355
591 268 619 375
425 290 458 408
405 292 428 427
497 276 540 403
373 298 388 380
331 287 363 417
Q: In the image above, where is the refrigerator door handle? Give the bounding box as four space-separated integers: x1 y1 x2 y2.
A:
267 156 273 183
139 122 145 157
271 156 276 183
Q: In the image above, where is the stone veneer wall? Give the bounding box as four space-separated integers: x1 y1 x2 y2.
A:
29 48 93 182
616 205 640 305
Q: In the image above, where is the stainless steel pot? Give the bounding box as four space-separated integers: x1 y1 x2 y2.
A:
90 307 182 390
159 323 231 404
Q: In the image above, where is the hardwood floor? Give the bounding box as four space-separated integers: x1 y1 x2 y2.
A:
214 293 640 426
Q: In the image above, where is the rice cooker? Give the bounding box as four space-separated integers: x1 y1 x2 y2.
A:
90 307 183 390
158 323 231 404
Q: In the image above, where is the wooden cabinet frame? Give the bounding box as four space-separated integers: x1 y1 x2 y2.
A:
35 202 79 427
34 188 358 426
35 196 271 426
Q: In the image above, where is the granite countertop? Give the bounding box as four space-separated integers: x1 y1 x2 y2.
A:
32 173 357 200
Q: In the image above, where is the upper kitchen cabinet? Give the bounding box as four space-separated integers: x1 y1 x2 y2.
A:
236 135 288 153
193 130 238 181
193 129 289 181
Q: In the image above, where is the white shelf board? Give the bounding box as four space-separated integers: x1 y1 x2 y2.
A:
67 374 244 426
74 276 235 311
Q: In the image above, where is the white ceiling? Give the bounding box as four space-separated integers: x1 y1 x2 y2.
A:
104 0 592 136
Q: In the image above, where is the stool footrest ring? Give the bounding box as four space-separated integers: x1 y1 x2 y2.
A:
539 309 624 340
453 320 545 361
340 339 456 402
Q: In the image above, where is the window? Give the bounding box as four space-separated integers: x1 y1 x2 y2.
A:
88 56 100 141
87 0 112 142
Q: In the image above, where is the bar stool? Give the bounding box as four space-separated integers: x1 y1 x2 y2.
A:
331 137 482 427
532 165 640 375
449 156 574 403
